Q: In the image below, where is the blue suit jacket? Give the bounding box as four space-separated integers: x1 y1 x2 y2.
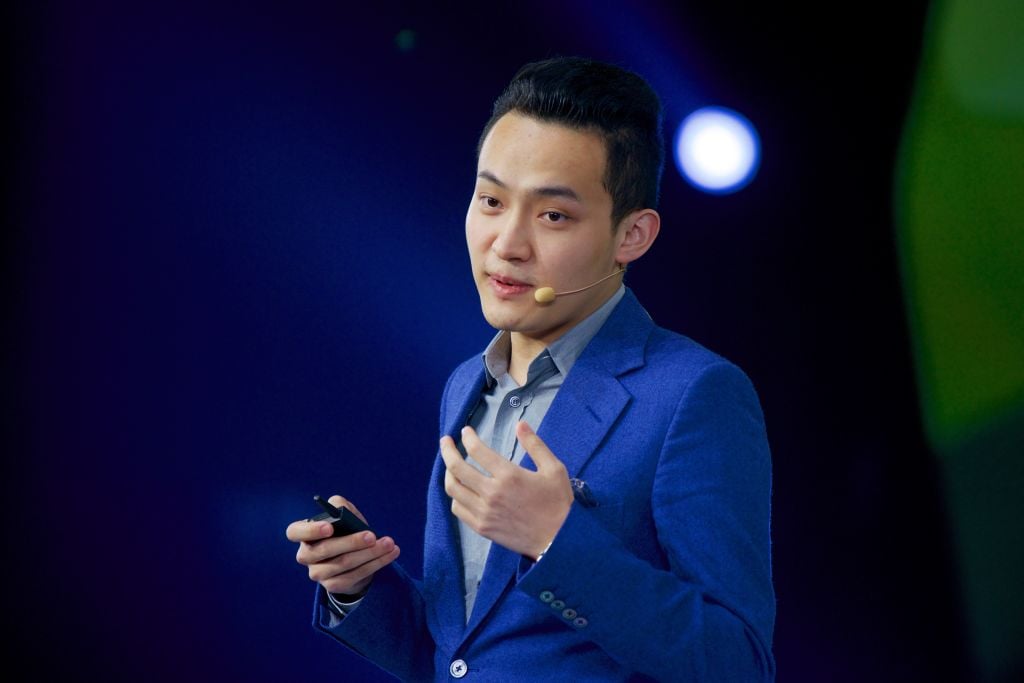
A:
315 289 775 682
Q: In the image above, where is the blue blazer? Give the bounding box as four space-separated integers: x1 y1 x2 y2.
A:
315 289 775 682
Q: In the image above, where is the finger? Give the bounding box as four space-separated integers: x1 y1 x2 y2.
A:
516 421 564 471
449 496 475 528
440 435 489 492
297 530 377 566
460 426 508 473
320 543 401 595
445 467 483 520
286 519 336 543
444 468 467 499
309 536 396 582
314 538 400 595
327 495 368 524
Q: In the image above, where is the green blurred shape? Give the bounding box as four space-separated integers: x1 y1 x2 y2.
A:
395 29 417 53
896 0 1024 679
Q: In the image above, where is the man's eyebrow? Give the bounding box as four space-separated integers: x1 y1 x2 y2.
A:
476 171 582 203
477 171 507 188
532 185 581 203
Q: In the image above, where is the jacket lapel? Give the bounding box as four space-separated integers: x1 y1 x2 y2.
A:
460 289 653 640
427 363 487 650
537 288 651 479
462 368 634 637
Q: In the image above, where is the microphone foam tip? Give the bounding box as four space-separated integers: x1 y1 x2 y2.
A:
534 287 556 304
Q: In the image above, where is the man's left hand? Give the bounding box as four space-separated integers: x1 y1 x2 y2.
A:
440 421 573 560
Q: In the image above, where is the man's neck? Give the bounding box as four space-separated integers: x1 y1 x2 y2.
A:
507 334 548 386
505 284 625 386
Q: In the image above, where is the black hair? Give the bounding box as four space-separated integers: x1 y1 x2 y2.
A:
478 56 664 227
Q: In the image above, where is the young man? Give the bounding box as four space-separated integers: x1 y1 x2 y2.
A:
287 57 775 681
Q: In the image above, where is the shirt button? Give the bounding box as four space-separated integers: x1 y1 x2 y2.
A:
539 590 555 603
561 608 577 620
573 616 589 628
550 599 566 610
509 395 521 408
450 659 468 678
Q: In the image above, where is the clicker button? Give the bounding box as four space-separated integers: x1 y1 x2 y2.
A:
450 659 468 678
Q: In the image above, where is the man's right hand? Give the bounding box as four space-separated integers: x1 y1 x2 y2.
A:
286 495 401 597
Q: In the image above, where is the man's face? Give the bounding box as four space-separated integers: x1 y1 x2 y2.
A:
467 113 624 346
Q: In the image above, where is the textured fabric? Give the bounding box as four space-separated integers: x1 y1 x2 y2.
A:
313 288 775 682
460 349 558 620
459 286 625 620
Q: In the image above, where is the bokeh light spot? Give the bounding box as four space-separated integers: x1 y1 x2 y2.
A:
674 106 760 194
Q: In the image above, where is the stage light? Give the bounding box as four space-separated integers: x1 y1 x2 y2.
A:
674 107 760 194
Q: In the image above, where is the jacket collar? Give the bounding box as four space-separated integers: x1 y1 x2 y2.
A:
446 288 654 639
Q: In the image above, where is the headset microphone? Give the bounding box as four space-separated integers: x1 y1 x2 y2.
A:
534 267 626 304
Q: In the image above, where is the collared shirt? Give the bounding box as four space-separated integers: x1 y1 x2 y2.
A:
458 285 625 621
327 286 625 621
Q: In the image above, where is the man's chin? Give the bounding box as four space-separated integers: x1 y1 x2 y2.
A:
482 311 524 332
480 299 532 331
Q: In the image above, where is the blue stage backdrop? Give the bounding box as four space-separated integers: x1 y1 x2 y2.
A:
10 2 1010 681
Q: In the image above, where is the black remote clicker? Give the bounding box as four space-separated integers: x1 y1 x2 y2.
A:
309 495 372 537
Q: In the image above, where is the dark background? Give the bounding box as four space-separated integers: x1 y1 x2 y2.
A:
6 1 975 681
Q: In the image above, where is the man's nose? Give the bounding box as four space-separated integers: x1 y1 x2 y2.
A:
491 210 532 261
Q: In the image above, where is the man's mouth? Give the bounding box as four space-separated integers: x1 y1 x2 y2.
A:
487 273 534 297
490 273 531 287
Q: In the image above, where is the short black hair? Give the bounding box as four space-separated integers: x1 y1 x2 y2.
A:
478 56 664 227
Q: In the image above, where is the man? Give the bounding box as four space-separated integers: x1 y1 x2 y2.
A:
287 56 775 681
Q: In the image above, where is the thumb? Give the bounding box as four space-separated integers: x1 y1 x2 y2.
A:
328 495 368 525
516 421 564 471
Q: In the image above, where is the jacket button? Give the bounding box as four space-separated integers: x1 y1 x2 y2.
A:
450 659 468 678
539 590 555 603
573 616 589 628
561 608 577 620
550 599 565 610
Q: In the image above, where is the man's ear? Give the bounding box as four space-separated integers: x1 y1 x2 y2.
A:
614 209 660 265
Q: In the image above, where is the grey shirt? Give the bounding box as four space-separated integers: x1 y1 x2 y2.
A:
458 286 625 621
328 286 625 621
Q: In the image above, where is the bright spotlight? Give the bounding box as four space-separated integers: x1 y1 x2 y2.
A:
674 107 760 194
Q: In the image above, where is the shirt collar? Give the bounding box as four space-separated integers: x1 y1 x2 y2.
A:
481 285 626 386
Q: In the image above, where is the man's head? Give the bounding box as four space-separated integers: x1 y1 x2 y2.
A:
478 56 664 227
466 57 663 349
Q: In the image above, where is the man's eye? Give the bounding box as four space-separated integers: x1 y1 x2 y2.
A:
545 211 567 222
481 196 501 209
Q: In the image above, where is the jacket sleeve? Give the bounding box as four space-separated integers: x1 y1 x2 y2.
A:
312 561 435 682
515 361 776 682
309 364 471 682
